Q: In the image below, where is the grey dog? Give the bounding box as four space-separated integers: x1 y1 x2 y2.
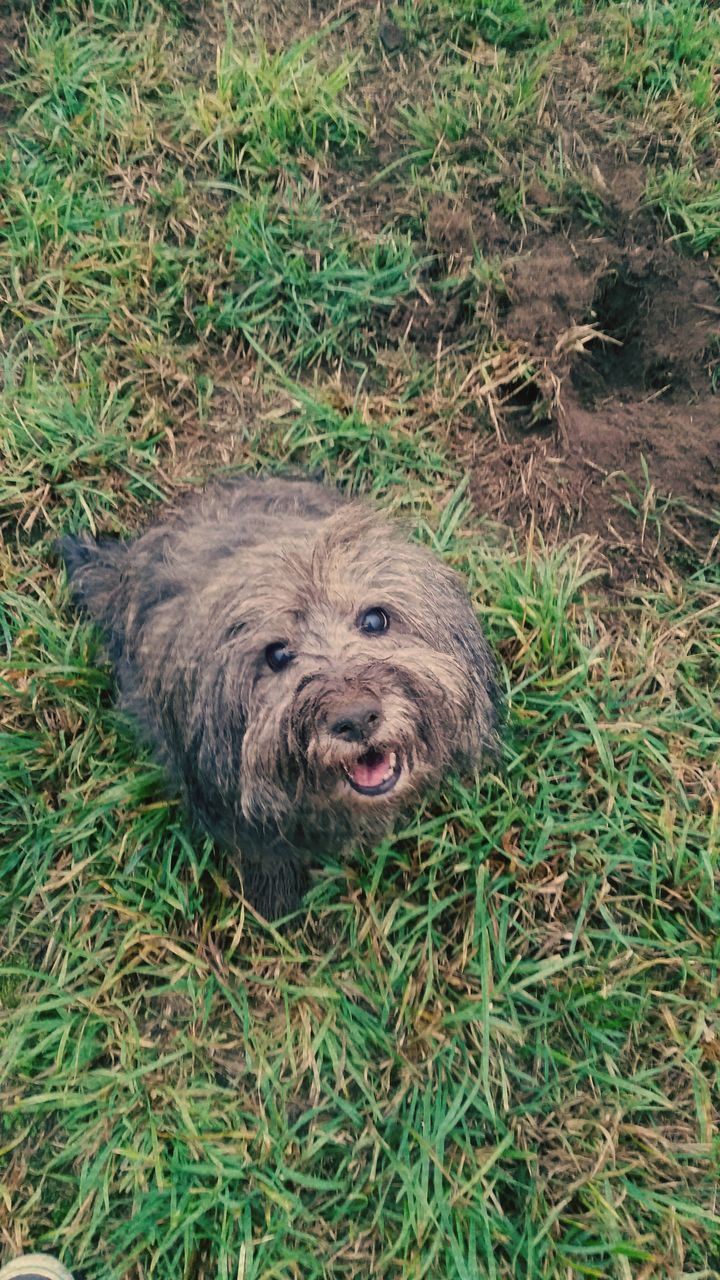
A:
60 475 500 919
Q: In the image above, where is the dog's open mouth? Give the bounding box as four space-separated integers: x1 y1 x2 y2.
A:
345 748 402 796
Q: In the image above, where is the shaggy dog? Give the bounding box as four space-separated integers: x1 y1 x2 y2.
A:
60 475 500 918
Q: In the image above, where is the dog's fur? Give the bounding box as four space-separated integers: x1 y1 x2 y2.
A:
60 475 500 918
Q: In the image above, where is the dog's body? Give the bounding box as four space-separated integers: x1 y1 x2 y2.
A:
61 475 500 918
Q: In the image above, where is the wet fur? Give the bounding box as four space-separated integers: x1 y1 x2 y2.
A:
60 475 500 919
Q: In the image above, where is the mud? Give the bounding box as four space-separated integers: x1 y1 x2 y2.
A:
482 228 720 563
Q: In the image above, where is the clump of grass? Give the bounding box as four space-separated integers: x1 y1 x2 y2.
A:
399 51 544 158
184 37 365 179
0 356 162 528
4 13 175 167
187 192 420 367
596 0 720 161
646 165 720 252
602 0 719 106
426 0 550 50
252 382 456 493
0 150 150 356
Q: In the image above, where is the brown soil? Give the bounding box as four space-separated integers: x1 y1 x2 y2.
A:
370 172 718 573
468 227 720 568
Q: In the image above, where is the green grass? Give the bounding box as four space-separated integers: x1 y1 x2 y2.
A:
183 37 365 179
600 0 720 111
646 166 720 253
1 0 719 1277
421 0 552 50
189 191 420 367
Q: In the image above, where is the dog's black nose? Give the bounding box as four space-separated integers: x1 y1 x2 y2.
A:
329 700 381 743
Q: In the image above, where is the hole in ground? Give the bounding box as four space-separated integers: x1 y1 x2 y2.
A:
572 267 653 402
502 375 554 434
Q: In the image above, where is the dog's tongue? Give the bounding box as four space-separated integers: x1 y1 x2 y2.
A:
350 750 392 789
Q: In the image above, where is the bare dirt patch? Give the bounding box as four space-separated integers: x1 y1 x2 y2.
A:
466 225 719 572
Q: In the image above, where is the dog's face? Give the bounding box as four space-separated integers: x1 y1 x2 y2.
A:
199 505 500 846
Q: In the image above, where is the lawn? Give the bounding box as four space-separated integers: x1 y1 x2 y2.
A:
1 0 719 1276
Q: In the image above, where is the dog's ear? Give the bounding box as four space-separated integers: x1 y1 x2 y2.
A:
56 532 97 579
56 532 128 633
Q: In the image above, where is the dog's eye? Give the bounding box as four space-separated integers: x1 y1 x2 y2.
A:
265 642 294 672
358 607 389 635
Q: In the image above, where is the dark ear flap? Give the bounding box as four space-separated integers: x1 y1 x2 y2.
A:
56 532 98 579
56 533 128 636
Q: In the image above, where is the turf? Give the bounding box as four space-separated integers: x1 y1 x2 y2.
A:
1 1 719 1277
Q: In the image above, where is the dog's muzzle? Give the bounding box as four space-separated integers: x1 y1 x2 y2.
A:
323 697 403 796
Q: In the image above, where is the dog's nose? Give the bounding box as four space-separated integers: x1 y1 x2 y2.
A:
328 700 382 743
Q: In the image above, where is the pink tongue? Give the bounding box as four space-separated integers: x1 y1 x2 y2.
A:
351 753 390 788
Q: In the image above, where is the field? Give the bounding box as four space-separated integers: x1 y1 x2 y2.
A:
1 0 719 1276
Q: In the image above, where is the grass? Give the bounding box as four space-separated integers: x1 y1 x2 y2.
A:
184 37 365 179
1 0 719 1277
647 166 720 253
600 0 720 111
190 190 421 367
